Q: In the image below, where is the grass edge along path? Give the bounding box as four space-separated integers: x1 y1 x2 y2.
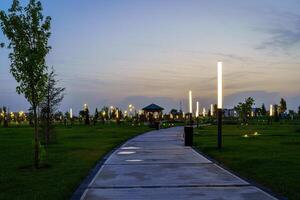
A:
193 123 300 200
0 123 152 200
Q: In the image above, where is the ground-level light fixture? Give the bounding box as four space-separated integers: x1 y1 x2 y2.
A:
217 61 223 149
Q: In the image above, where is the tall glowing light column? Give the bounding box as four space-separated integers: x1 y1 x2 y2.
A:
70 108 73 119
196 101 199 117
189 90 192 114
202 108 206 117
211 104 214 116
270 104 273 116
217 61 223 149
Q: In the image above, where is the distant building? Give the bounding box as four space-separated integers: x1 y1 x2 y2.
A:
142 103 164 121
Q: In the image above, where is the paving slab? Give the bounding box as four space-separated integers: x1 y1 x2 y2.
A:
123 140 185 150
80 126 278 200
90 163 248 187
83 187 277 200
106 148 211 164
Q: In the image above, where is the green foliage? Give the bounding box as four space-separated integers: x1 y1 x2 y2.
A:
261 103 267 116
94 108 99 125
279 98 287 114
84 108 90 125
213 104 217 116
0 0 51 105
2 106 8 127
0 0 52 168
234 97 255 123
274 104 279 122
40 68 65 145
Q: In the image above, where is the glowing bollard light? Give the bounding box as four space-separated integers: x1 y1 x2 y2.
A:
217 61 223 149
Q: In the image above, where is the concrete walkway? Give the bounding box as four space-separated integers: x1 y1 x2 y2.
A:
80 127 278 200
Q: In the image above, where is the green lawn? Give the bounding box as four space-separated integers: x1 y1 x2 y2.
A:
194 123 300 200
0 123 151 200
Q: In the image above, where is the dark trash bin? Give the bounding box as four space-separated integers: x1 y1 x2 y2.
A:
154 121 160 130
184 126 193 146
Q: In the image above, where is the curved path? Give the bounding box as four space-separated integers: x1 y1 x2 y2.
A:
80 126 278 200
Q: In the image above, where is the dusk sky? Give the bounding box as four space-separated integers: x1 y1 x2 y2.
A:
1 0 300 113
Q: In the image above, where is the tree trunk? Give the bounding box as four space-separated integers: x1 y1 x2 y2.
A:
33 106 40 168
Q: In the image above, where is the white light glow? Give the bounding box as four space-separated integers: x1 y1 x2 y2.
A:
211 104 214 115
117 151 136 155
126 159 143 162
70 108 73 119
202 108 206 117
196 101 199 117
218 62 223 109
116 109 119 118
121 146 140 150
189 90 192 114
270 104 273 116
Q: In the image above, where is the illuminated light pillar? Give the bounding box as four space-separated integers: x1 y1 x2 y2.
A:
270 104 273 116
217 61 223 149
188 90 193 124
211 104 214 116
196 101 199 117
202 108 206 117
70 108 73 119
189 90 192 114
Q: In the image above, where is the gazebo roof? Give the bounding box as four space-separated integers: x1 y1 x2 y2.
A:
142 103 164 111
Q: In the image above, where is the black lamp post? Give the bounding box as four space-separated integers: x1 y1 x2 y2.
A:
217 108 222 149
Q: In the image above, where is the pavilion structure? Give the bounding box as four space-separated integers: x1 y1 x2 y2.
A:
142 103 164 122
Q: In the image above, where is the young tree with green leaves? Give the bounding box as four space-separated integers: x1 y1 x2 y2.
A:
274 104 279 122
213 104 218 117
84 107 90 125
0 0 51 168
94 108 99 125
40 68 65 146
279 98 287 114
234 97 255 123
2 106 8 127
261 104 267 116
